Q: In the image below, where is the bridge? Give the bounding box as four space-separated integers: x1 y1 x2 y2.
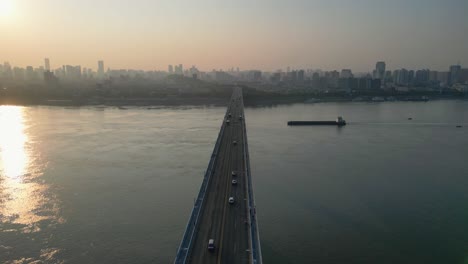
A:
174 87 262 264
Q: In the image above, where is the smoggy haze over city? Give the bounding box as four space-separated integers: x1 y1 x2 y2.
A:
1 0 467 72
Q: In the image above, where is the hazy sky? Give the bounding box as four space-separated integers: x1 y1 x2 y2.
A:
1 0 467 72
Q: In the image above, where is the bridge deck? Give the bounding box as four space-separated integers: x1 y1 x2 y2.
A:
174 88 261 264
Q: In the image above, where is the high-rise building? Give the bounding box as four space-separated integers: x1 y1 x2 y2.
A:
3 62 13 79
415 69 430 85
395 68 409 86
65 65 82 79
45 58 50 71
375 61 386 80
371 79 382 89
408 70 415 85
44 71 58 86
384 71 392 83
26 66 35 80
190 65 199 76
168 65 173 74
358 77 372 90
312 72 320 81
340 69 353 78
270 72 281 83
179 64 183 74
289 70 298 82
298 70 305 82
449 65 461 85
82 67 88 78
459 69 468 83
35 66 45 80
174 64 184 75
98 60 105 77
13 67 25 80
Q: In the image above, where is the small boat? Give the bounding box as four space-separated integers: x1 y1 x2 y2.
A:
456 125 462 128
408 118 413 120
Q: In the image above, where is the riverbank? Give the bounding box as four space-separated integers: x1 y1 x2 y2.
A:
0 93 466 107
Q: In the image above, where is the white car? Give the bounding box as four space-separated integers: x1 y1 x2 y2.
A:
208 239 215 251
232 180 237 185
231 171 237 176
228 197 235 204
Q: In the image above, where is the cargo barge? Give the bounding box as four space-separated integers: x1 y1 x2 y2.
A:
288 116 346 126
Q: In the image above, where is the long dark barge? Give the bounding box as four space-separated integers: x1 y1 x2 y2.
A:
288 116 346 126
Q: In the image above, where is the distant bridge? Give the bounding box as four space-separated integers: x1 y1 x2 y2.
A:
174 87 262 264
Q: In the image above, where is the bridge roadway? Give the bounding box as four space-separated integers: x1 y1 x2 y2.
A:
187 88 250 264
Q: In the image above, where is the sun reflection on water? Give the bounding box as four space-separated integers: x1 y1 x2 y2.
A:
0 106 28 179
0 106 62 228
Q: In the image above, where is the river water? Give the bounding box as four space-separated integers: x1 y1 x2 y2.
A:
0 100 467 264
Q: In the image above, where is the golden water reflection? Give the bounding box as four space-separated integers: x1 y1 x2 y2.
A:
0 106 61 228
0 106 28 178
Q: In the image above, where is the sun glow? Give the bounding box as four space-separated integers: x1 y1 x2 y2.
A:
0 0 14 18
0 106 63 228
0 106 28 178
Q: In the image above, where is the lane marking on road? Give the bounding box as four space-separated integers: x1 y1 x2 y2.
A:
217 100 237 264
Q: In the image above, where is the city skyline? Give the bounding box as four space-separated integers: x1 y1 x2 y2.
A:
1 0 467 72
1 58 465 74
3 57 466 92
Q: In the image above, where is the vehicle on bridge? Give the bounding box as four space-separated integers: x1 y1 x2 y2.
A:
233 140 237 145
226 120 230 125
232 179 237 185
208 239 215 251
229 197 235 204
231 171 237 176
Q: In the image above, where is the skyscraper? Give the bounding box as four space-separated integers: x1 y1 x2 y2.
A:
179 64 183 75
2 62 13 79
375 61 386 80
449 65 461 85
298 70 305 82
341 69 353 78
65 65 82 79
26 66 35 80
168 65 173 74
98 60 105 77
45 58 50 71
174 64 183 75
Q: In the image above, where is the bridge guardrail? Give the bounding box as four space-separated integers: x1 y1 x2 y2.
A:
240 90 263 264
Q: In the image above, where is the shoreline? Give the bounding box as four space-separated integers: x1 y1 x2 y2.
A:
0 95 466 108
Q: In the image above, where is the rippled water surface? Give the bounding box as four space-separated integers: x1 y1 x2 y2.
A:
1 100 467 264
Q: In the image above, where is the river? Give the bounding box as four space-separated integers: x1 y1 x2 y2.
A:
1 100 467 263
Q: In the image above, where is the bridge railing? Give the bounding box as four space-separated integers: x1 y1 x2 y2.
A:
173 99 233 264
240 90 263 264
